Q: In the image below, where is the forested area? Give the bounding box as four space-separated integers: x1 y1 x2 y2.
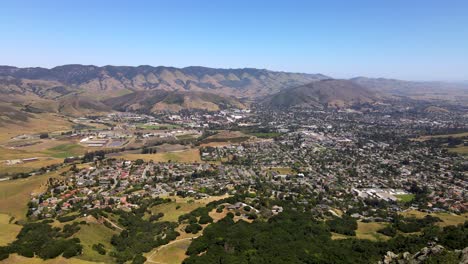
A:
183 210 468 264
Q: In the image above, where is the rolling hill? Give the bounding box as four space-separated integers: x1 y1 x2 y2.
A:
104 90 245 113
262 79 379 109
0 65 326 98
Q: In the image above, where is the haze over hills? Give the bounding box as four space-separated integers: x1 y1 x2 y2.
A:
0 64 467 119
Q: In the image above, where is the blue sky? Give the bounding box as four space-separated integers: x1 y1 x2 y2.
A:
1 0 467 81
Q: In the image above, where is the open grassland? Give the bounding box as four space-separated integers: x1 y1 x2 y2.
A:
146 238 192 264
149 194 229 222
146 195 229 263
355 222 391 241
448 145 468 155
0 114 73 144
0 167 67 221
331 232 349 240
74 223 118 263
414 131 468 141
150 202 203 222
401 210 468 227
120 148 201 163
0 158 62 174
0 139 84 164
330 221 391 241
1 254 101 264
0 213 21 246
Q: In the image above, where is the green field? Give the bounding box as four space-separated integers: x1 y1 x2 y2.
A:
44 143 86 158
137 123 180 130
395 194 415 203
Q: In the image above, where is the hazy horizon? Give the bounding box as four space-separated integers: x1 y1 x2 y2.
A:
1 0 468 81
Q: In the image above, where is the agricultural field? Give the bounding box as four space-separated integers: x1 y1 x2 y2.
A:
120 148 201 163
202 130 251 144
136 123 180 130
43 143 86 159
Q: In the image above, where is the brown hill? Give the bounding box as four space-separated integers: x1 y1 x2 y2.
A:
104 90 245 113
0 65 326 98
263 79 378 109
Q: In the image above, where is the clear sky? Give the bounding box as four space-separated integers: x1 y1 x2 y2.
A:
1 0 467 81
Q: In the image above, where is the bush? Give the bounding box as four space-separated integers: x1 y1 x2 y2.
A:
92 243 106 255
198 214 213 225
185 223 203 234
377 226 397 237
326 216 358 236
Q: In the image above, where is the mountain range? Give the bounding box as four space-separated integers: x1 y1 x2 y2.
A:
0 64 467 120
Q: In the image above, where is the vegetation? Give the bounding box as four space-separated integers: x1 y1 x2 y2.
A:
0 221 82 260
183 210 468 264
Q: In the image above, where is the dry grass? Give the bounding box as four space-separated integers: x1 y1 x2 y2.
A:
149 194 229 222
401 210 468 227
146 238 192 264
266 167 294 174
414 132 468 141
331 232 349 240
0 158 63 174
448 145 468 155
150 202 204 223
0 113 73 144
355 221 391 241
73 223 118 263
0 167 67 221
0 213 21 246
0 254 102 264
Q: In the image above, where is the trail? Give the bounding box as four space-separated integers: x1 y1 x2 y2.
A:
102 216 124 231
146 236 200 263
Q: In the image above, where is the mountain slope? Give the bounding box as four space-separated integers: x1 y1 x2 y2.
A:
350 77 468 103
104 90 245 113
0 65 327 99
263 79 378 109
